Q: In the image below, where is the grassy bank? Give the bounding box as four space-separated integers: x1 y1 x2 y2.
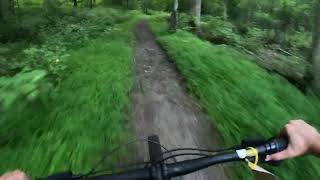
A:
0 8 138 178
149 16 320 180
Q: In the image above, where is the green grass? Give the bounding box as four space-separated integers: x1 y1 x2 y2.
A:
149 17 320 180
0 13 137 178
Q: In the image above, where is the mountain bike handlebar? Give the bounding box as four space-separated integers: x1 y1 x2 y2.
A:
46 137 288 180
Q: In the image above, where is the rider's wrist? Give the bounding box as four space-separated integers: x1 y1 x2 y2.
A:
310 133 320 156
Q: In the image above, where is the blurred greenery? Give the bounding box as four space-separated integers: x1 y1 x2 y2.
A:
0 70 48 110
149 16 320 180
1 0 320 179
0 6 140 178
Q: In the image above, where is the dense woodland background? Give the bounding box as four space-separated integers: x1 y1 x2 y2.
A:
2 0 320 100
1 0 320 180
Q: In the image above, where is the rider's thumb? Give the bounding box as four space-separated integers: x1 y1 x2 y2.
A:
266 150 290 161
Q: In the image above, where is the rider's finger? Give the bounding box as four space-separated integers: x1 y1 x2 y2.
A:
266 149 291 161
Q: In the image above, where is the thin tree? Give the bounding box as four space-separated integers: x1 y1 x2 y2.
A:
222 0 228 20
73 0 77 7
311 3 320 92
143 0 148 14
89 0 93 8
16 0 19 9
190 0 201 30
0 0 14 20
170 0 179 31
84 0 94 8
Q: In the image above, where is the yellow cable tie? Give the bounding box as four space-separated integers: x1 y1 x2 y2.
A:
246 147 258 170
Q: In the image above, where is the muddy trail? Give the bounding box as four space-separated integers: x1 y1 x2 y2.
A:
132 21 228 180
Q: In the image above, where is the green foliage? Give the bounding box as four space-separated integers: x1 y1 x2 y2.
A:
201 16 273 50
243 27 272 50
104 0 140 9
254 12 276 29
201 0 223 16
0 7 139 178
285 31 312 55
176 13 191 30
147 0 171 11
237 0 257 23
0 70 47 110
20 0 45 6
0 8 48 42
256 47 310 86
148 13 170 36
1 0 318 179
202 16 242 44
143 0 315 63
43 0 64 14
0 6 137 110
149 20 320 179
85 7 132 25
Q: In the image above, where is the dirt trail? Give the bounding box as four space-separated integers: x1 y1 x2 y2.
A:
132 21 229 180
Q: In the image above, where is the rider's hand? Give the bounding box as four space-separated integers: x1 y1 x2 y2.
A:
0 170 28 180
266 120 320 161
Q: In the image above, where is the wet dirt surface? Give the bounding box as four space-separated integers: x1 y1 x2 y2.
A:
132 21 229 180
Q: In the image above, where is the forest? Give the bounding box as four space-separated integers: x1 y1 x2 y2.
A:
1 0 320 180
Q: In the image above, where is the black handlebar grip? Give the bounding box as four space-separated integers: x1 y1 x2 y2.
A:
261 138 289 166
256 137 288 155
271 138 289 153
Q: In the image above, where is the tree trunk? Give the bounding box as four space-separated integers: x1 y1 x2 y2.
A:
0 0 14 20
73 0 77 7
10 0 14 14
269 0 274 14
222 0 228 20
170 0 179 31
190 0 201 29
43 0 56 12
83 0 93 8
312 4 320 92
143 0 148 14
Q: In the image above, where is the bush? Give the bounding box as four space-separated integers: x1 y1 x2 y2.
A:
0 70 48 110
0 7 135 110
201 16 242 45
202 0 224 16
177 13 192 30
43 0 64 14
21 44 68 80
254 12 276 29
243 27 272 50
200 15 276 52
285 31 312 56
86 7 131 24
148 13 170 36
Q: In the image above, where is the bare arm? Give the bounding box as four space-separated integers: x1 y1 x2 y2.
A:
266 120 320 161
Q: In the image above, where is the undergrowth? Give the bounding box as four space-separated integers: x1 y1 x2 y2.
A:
0 6 134 110
0 7 138 178
149 17 320 180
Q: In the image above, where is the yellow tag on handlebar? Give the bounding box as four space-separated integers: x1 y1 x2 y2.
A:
246 147 258 170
